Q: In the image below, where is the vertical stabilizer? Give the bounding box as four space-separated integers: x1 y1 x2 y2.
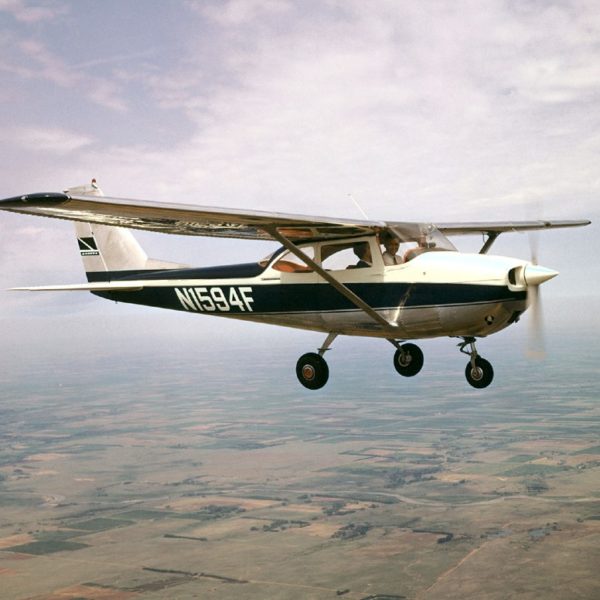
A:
68 180 187 282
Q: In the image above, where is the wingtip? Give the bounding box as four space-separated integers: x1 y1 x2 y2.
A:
0 192 69 208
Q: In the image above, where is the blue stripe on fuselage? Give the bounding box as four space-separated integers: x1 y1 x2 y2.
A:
93 282 526 314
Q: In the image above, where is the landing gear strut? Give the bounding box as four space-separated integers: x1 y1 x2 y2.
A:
459 337 494 388
296 333 337 390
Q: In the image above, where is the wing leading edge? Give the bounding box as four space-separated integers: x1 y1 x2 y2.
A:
0 190 590 243
435 220 591 235
0 192 383 242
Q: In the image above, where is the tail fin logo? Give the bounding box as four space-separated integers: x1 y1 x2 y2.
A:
78 237 100 256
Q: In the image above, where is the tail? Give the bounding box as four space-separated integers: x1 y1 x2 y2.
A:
68 181 187 282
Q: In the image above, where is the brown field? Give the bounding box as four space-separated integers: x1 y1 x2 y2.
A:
1 342 599 600
29 584 138 599
0 535 34 550
160 495 276 512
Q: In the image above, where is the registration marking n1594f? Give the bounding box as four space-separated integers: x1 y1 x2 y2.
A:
175 286 254 312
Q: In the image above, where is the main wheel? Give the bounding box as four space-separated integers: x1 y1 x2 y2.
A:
393 343 424 377
296 353 329 390
465 356 494 388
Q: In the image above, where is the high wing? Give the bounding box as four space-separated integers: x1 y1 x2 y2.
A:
431 219 591 254
0 192 382 242
434 221 591 235
0 190 590 243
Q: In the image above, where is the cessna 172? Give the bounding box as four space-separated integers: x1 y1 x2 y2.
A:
0 181 590 390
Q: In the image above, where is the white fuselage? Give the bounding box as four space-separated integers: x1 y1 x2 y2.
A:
97 250 530 341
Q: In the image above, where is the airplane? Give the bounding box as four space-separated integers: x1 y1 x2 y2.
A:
0 180 590 390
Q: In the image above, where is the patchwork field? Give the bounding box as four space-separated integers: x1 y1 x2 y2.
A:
1 332 599 599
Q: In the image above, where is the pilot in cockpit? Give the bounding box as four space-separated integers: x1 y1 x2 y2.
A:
351 242 372 268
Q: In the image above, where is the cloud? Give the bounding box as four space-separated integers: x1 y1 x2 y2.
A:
86 79 128 112
88 0 595 223
17 38 79 86
3 0 600 223
7 126 93 154
190 0 292 26
0 34 128 112
0 0 67 23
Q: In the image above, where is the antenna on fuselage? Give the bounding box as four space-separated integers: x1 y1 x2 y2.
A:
348 194 370 220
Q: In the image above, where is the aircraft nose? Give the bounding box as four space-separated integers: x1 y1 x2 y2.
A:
523 264 559 286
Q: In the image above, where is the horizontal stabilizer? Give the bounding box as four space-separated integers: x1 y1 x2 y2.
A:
11 282 144 292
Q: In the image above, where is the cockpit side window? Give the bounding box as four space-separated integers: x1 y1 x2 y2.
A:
269 246 315 272
321 239 378 270
320 242 355 270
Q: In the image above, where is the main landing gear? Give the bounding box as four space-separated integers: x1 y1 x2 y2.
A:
459 337 494 389
296 333 336 390
295 334 494 390
390 341 424 377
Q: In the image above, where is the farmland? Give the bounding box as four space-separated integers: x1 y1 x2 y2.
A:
1 328 599 598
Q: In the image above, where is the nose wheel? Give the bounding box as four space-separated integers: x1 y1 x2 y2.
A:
459 337 494 388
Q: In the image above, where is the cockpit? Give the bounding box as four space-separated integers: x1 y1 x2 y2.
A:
258 223 457 273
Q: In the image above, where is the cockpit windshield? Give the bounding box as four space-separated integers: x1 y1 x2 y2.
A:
380 223 457 263
387 223 457 251
258 247 284 268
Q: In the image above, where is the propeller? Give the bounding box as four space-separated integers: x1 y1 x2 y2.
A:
527 278 544 359
526 232 547 360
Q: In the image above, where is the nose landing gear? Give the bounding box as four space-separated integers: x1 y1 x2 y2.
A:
459 337 494 388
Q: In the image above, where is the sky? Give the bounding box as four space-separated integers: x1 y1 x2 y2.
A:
0 0 598 347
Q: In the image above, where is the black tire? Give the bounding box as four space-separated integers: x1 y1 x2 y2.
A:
296 353 329 390
465 356 494 389
393 343 424 377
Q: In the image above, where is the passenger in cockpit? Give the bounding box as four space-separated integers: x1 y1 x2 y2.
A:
382 236 401 265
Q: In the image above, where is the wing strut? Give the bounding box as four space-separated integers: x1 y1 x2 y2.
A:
479 232 499 254
267 227 398 335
